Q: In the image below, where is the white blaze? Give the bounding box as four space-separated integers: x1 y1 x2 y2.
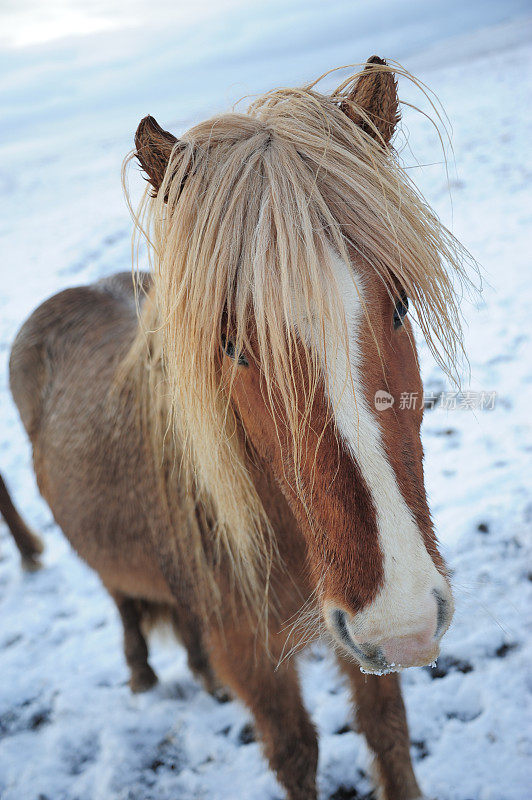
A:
320 250 447 642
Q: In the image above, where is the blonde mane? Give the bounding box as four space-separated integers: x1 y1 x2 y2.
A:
123 65 476 616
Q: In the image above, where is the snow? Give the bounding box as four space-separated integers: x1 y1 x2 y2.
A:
1 2 531 799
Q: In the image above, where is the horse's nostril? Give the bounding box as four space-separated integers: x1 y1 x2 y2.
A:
432 588 449 638
332 609 350 646
331 608 371 662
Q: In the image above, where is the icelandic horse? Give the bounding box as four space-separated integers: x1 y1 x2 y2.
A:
10 57 472 799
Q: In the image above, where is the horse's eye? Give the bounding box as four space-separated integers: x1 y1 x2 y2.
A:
221 333 249 366
393 292 409 329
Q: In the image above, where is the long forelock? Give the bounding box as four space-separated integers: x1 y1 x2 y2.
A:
127 66 476 616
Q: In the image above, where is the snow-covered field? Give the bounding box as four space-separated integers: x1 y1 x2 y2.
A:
1 2 531 799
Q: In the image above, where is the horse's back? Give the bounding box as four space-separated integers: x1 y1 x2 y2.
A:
10 272 148 438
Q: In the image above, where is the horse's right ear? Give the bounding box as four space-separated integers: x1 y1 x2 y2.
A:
135 115 178 195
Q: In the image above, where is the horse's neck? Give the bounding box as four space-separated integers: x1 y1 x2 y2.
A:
113 291 174 465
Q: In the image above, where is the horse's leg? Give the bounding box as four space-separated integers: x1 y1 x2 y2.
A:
0 473 43 570
208 624 318 800
111 592 158 693
170 607 227 699
338 656 421 800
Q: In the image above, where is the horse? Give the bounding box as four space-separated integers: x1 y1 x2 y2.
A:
9 57 472 800
0 472 43 570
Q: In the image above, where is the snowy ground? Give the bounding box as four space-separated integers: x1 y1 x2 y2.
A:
1 2 531 799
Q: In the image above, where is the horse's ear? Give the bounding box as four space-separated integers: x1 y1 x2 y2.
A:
135 115 178 195
340 56 400 146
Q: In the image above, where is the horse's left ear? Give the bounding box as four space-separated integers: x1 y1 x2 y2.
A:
135 115 178 195
340 56 400 146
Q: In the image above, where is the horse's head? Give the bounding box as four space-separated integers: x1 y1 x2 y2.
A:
133 57 469 672
215 250 453 672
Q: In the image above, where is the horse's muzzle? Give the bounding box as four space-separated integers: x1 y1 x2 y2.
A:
327 588 453 673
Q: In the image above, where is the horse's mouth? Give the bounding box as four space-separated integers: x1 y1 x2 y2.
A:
340 637 403 675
